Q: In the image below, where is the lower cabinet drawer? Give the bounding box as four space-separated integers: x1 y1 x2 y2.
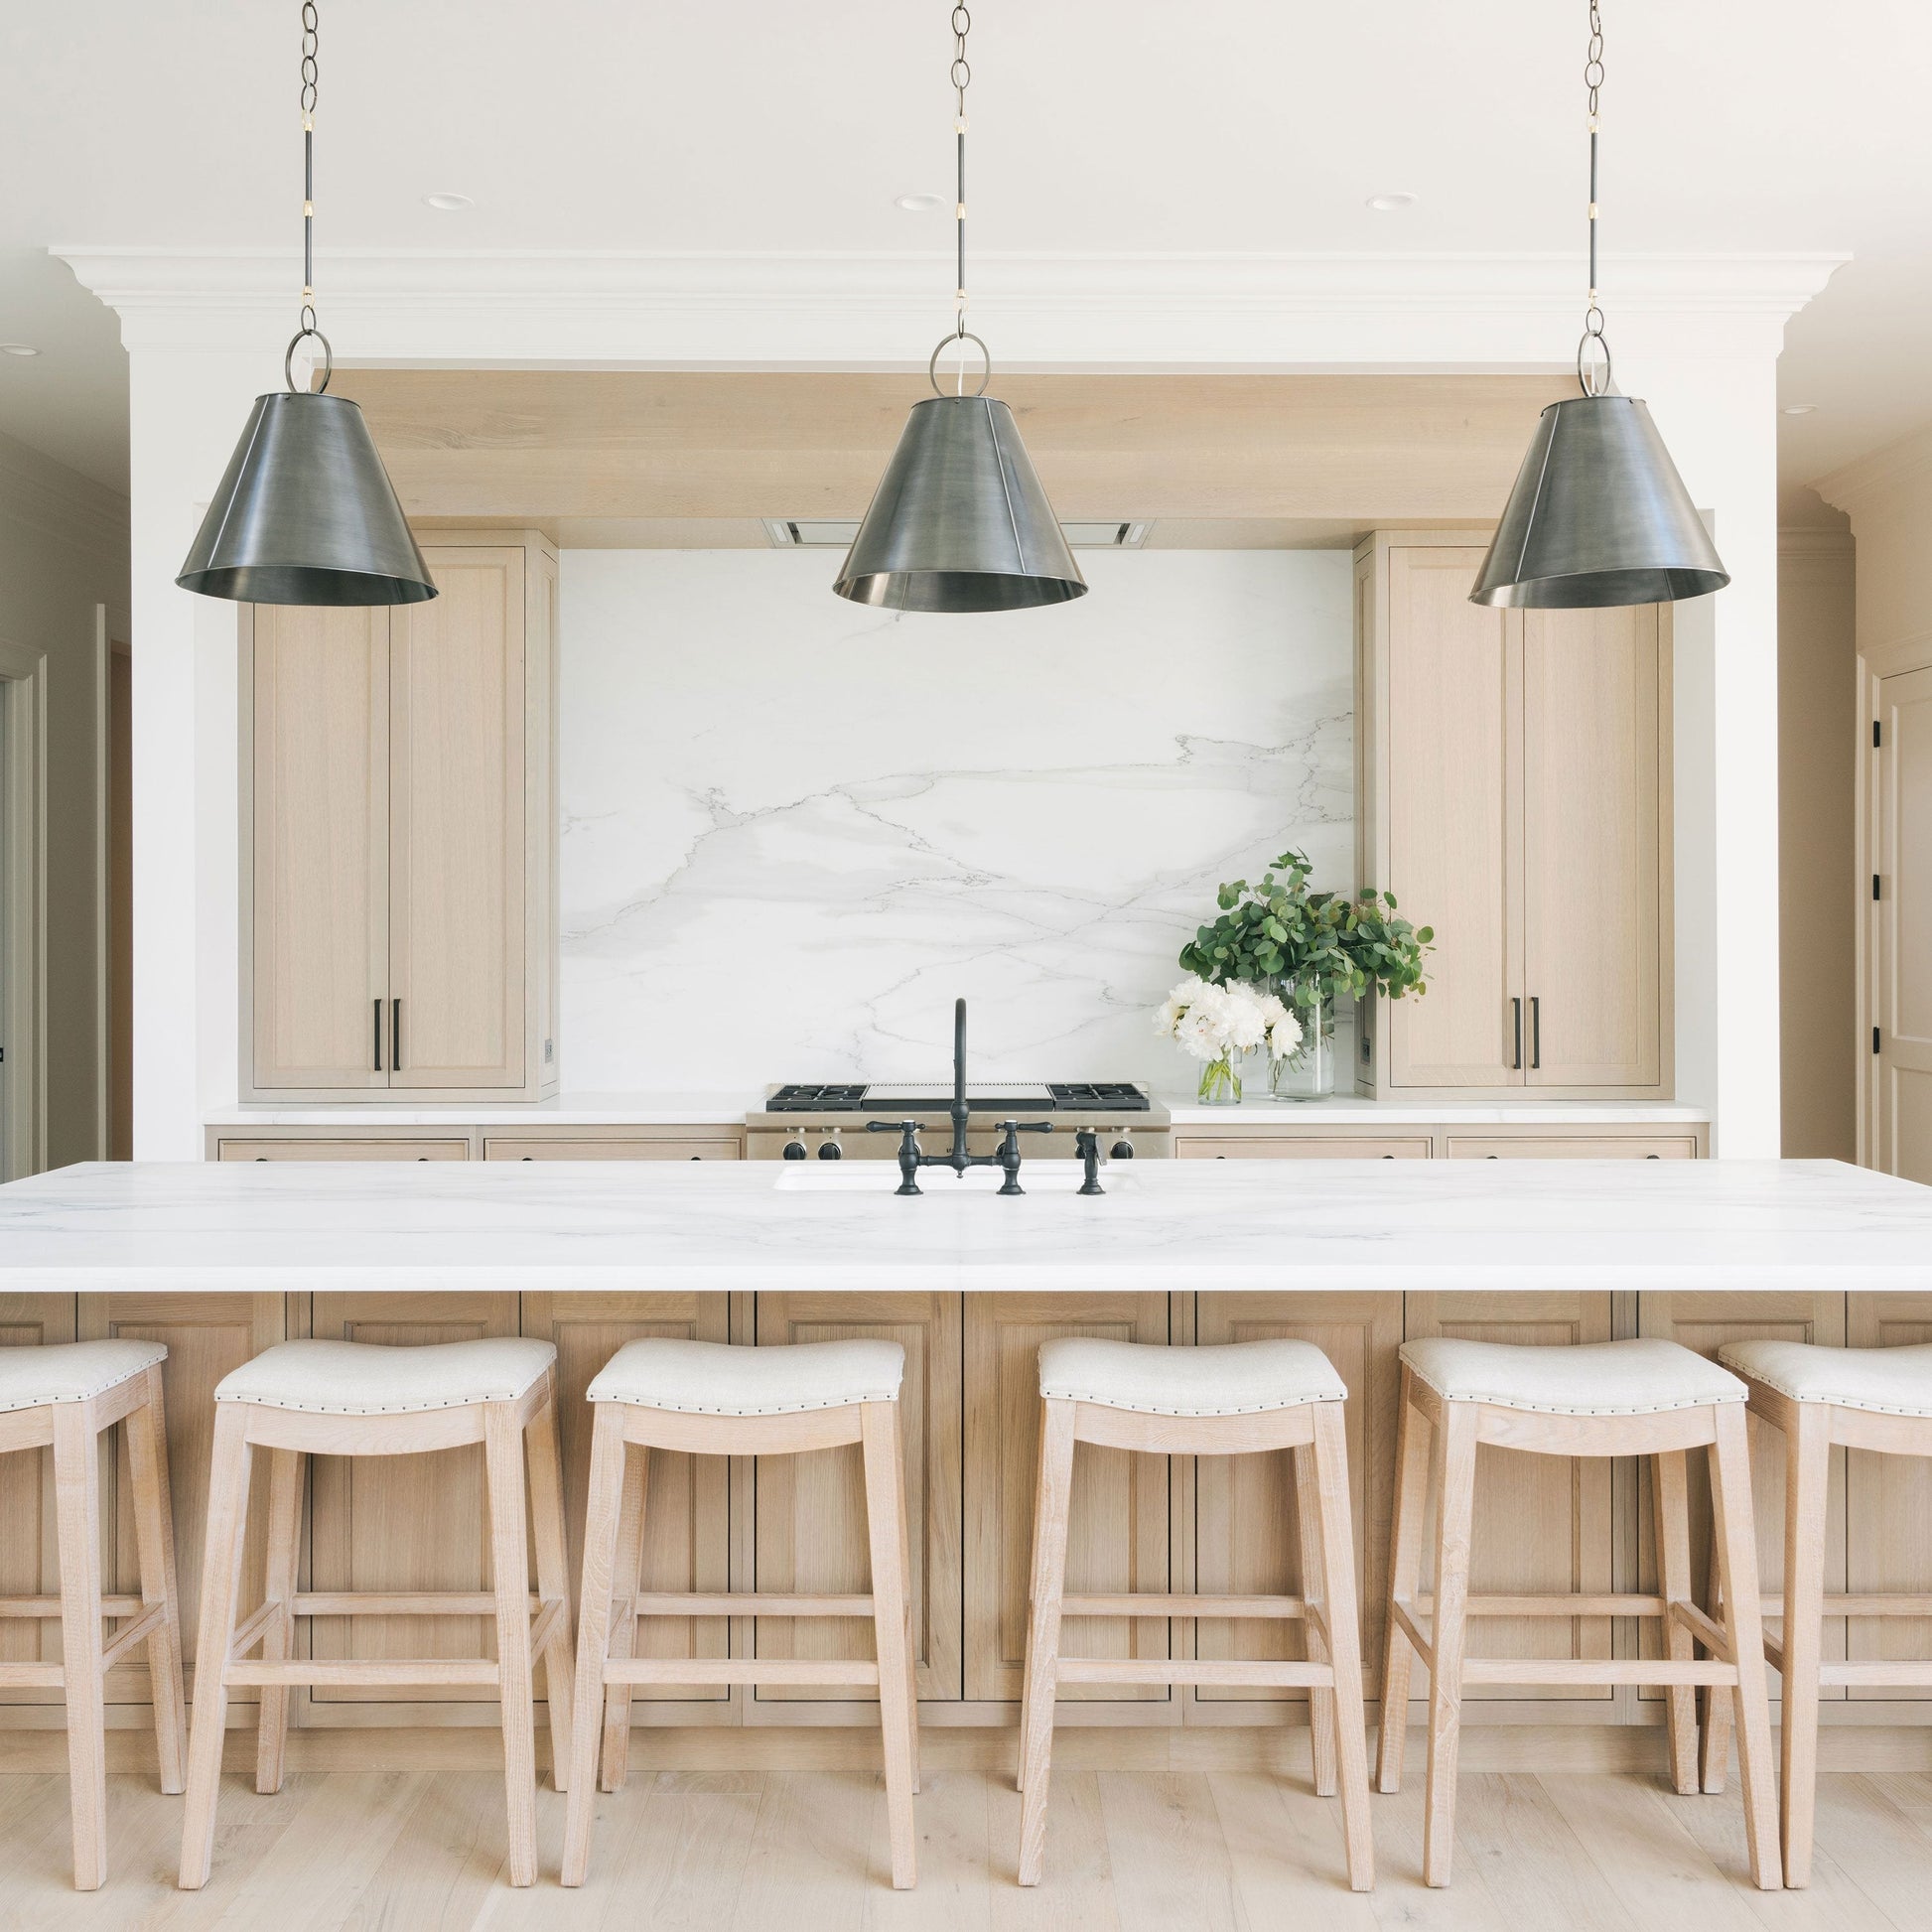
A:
1448 1136 1699 1160
215 1138 470 1161
483 1137 743 1161
1174 1136 1433 1160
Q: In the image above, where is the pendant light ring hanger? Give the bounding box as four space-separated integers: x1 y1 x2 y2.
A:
928 332 992 398
285 317 335 395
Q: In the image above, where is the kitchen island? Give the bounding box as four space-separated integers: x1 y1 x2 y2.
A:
2 1156 1930 1764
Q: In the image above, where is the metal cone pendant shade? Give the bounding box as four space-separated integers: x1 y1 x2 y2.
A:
178 391 436 607
1470 394 1727 610
835 394 1086 614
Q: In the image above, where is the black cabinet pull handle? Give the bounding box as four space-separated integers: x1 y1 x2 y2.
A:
392 998 403 1071
1530 996 1541 1070
1511 997 1523 1071
373 998 383 1071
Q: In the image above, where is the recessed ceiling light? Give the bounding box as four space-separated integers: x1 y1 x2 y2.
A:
1781 403 1818 416
0 343 39 357
422 192 473 211
1365 192 1418 212
895 193 945 212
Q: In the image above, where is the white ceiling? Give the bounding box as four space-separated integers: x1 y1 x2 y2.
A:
2 0 1928 499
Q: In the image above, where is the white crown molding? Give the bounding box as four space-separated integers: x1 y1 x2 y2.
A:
0 426 130 560
1812 418 1932 518
57 246 1844 368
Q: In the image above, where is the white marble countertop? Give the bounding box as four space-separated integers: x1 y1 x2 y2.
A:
0 1158 1921 1296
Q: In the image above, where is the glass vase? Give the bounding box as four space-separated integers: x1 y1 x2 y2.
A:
1270 996 1336 1101
1196 1054 1243 1106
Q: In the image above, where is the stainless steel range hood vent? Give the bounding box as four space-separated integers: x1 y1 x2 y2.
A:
764 518 1148 550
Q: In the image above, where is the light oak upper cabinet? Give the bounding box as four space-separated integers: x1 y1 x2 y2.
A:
243 530 559 1100
1355 532 1672 1098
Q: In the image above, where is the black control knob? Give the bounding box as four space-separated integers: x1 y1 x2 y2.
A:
817 1139 844 1160
1110 1140 1136 1160
782 1140 808 1161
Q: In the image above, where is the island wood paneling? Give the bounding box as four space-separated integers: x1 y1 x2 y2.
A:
964 1293 1173 1706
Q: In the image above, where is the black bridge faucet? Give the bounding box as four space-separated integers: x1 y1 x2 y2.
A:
865 998 1051 1194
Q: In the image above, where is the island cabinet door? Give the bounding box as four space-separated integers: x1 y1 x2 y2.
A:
964 1293 1173 1706
0 1297 75 1711
1188 1293 1401 1721
1401 1293 1615 1716
752 1293 962 1708
1636 1294 1847 1717
521 1292 734 1715
1845 1296 1932 1713
74 1294 287 1712
305 1292 519 1721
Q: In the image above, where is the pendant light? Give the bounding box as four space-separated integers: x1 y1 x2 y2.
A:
834 6 1085 614
1470 1 1726 610
178 3 434 607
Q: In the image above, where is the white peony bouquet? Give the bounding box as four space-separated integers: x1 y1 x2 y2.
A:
1154 975 1303 1064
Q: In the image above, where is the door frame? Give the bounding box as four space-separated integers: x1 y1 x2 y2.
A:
0 636 47 1179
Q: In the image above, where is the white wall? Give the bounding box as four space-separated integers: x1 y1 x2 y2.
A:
0 428 129 1172
560 549 1352 1087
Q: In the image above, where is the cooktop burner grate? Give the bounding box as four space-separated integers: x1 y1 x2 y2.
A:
762 1081 1151 1114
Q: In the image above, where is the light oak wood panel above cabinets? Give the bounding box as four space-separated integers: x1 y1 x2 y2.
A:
1355 531 1673 1101
240 530 558 1105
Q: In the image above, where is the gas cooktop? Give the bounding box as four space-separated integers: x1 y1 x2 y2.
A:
762 1081 1152 1114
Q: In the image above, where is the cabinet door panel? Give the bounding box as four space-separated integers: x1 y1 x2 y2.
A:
1384 546 1522 1088
1175 1136 1432 1160
1404 1293 1614 1703
1447 1136 1696 1161
1638 1294 1847 1710
1522 604 1665 1087
484 1137 743 1162
77 1294 287 1707
250 606 389 1089
1875 665 1932 1181
964 1293 1171 1703
216 1139 470 1162
1192 1293 1400 1707
753 1294 961 1704
0 1297 74 1705
522 1292 732 1706
306 1293 518 1710
388 548 525 1089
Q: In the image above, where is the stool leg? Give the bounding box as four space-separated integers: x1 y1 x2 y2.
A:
861 1401 918 1890
53 1401 108 1891
1017 1397 1077 1888
1655 1449 1701 1796
526 1376 576 1793
1709 1403 1781 1891
599 1437 648 1792
254 1449 304 1795
483 1400 539 1888
1311 1400 1375 1893
1778 1402 1831 1889
1376 1366 1429 1794
893 1399 922 1797
1699 1540 1730 1793
1292 1441 1339 1799
1016 1411 1046 1796
562 1401 628 1887
126 1364 188 1798
1422 1400 1477 1889
180 1403 254 1889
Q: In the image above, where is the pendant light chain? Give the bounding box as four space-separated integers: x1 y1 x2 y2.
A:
1579 0 1610 396
291 1 332 392
928 4 990 398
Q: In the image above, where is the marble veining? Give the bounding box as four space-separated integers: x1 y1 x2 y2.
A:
559 548 1352 1089
3 1160 1928 1298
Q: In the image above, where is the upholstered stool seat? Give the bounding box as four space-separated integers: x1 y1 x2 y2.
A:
0 1338 167 1413
1037 1337 1346 1415
1401 1336 1746 1416
1019 1338 1373 1892
1719 1338 1932 1417
588 1336 904 1415
214 1337 556 1414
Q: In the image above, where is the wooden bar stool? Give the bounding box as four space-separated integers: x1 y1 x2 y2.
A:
1376 1336 1781 1890
1018 1338 1373 1892
178 1338 575 1890
1700 1339 1932 1887
561 1337 919 1890
0 1341 187 1890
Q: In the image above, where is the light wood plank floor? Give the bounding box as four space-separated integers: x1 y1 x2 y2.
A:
2 1767 1930 1928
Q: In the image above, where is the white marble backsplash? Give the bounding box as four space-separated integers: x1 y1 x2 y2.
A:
559 547 1354 1089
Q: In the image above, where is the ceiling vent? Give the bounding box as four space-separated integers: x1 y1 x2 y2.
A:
764 518 1149 550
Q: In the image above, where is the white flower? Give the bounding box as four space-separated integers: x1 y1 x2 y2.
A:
1266 1003 1304 1060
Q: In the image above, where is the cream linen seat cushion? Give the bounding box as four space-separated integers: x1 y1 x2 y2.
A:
214 1338 557 1415
0 1339 167 1413
588 1338 904 1416
1036 1337 1347 1417
1401 1336 1744 1417
1720 1339 1932 1418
